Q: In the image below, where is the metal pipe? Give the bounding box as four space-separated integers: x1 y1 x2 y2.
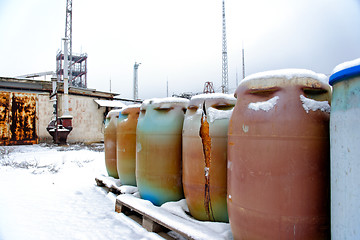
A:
63 38 69 115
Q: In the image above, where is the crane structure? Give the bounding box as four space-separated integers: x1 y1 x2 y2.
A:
221 0 229 94
56 0 88 88
133 62 141 100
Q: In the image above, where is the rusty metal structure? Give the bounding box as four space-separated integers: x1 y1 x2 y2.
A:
203 82 215 94
0 92 37 145
56 52 88 88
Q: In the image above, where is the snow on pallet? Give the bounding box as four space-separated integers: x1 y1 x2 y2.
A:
115 194 232 240
95 175 138 195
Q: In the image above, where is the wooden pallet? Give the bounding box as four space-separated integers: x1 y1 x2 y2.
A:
95 175 122 194
95 175 138 196
115 194 228 240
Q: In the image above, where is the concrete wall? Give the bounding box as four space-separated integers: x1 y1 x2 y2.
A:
37 93 107 143
59 94 107 143
37 93 53 143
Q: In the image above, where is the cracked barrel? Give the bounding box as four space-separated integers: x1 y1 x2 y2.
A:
329 59 360 239
136 97 189 206
227 69 331 239
182 93 236 222
116 104 141 186
104 109 122 178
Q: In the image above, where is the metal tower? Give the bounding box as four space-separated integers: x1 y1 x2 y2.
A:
133 62 141 100
203 82 215 94
56 0 88 88
65 0 72 83
221 0 229 94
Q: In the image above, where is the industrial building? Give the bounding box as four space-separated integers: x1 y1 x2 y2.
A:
0 77 127 145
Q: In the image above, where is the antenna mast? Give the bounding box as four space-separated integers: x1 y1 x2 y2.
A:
221 0 229 94
133 62 141 100
242 42 245 79
65 0 72 84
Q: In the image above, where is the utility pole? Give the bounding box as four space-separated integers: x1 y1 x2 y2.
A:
242 42 246 79
236 68 239 87
109 77 112 93
133 62 141 100
221 0 229 94
167 79 169 97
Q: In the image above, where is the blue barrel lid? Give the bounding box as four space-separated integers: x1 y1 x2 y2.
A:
329 64 360 85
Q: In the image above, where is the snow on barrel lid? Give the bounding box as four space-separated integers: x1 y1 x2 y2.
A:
121 103 141 115
122 103 141 111
141 97 189 110
189 93 236 108
191 93 236 101
241 68 328 85
106 109 122 118
329 58 360 85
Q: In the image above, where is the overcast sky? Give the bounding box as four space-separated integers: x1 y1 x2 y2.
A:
0 0 360 100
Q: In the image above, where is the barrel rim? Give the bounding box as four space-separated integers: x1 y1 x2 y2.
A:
329 64 360 86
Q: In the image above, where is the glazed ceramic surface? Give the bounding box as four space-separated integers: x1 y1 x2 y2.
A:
136 98 189 206
228 70 331 239
116 104 140 186
104 109 121 178
182 93 235 222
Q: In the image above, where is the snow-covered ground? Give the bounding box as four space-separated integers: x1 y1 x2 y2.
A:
0 144 232 240
0 144 165 240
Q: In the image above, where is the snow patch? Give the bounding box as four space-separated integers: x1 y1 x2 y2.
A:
332 57 360 74
242 69 328 85
106 109 122 118
192 93 235 101
207 107 233 123
142 97 189 109
0 144 166 240
300 95 330 113
122 103 141 111
119 185 138 194
248 96 279 112
204 167 210 177
136 142 142 152
242 124 249 133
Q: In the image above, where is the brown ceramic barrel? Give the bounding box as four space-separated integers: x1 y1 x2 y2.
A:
182 93 236 222
227 69 331 239
116 104 140 186
104 109 121 178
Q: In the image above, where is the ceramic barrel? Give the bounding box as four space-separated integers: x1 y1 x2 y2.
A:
227 69 331 239
182 93 236 222
116 104 141 186
104 109 122 178
329 59 360 239
136 98 189 206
